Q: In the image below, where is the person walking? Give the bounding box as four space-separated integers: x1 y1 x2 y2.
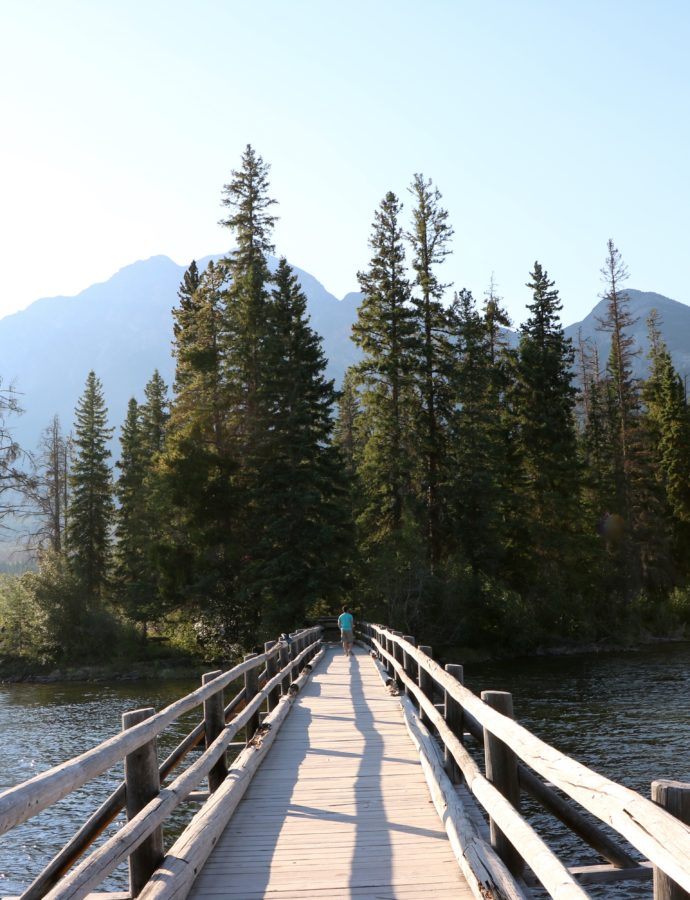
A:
338 605 355 657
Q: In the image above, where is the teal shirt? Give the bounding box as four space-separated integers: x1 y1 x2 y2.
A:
338 612 354 631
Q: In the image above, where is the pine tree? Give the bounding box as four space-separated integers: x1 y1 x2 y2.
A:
482 275 512 367
172 260 202 395
249 259 352 634
351 191 419 626
353 192 417 538
448 289 508 576
159 259 242 640
597 239 640 516
334 368 362 481
640 311 690 584
114 398 149 626
140 369 169 456
406 174 454 571
26 415 70 554
66 371 114 604
508 263 584 624
113 375 170 636
220 144 277 431
580 342 617 524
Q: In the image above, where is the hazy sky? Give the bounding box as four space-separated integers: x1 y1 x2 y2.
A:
1 0 689 327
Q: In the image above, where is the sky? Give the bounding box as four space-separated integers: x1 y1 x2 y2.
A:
1 0 689 328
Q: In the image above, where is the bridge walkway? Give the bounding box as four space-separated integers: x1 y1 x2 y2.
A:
187 645 473 900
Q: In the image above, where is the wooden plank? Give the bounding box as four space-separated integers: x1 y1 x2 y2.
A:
373 627 690 893
183 647 472 900
396 690 528 900
372 635 589 899
138 648 327 900
45 640 324 900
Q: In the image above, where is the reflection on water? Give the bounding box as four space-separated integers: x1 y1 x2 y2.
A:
2 645 689 898
464 642 690 899
0 678 199 895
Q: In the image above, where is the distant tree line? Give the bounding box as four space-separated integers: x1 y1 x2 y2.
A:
1 145 690 667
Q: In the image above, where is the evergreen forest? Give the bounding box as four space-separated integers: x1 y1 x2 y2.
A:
2 145 690 673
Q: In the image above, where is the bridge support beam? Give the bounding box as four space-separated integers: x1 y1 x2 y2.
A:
418 645 433 730
402 635 417 703
122 708 164 897
444 663 464 783
265 641 280 711
392 631 405 690
243 654 260 742
279 640 291 694
481 690 524 878
652 780 690 899
202 671 227 792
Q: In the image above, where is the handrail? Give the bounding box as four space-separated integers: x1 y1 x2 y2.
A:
43 634 322 900
22 686 249 900
458 705 638 869
0 625 321 900
1 627 318 836
0 654 265 835
362 623 690 896
368 631 588 898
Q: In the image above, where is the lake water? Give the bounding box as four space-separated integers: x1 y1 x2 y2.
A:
0 678 200 896
1 644 689 898
463 642 690 898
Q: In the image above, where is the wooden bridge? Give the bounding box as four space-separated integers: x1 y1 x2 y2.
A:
2 624 690 900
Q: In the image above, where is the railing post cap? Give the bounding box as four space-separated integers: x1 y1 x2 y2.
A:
122 707 156 727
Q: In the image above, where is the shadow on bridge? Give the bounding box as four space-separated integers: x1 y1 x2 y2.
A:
189 646 446 898
348 651 393 892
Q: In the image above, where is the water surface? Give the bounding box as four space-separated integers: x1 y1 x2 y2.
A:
464 642 690 898
0 678 199 895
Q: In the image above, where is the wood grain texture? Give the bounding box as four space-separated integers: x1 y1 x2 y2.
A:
369 625 690 893
187 647 473 900
0 629 320 837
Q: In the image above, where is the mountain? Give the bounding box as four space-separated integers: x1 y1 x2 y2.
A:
2 255 689 458
0 255 361 454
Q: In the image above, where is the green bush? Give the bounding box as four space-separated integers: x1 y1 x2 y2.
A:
668 586 690 628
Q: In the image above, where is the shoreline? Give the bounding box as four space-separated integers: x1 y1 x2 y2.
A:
0 657 206 685
3 629 689 684
441 628 690 666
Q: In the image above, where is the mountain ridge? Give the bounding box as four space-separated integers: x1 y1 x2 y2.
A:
3 255 690 454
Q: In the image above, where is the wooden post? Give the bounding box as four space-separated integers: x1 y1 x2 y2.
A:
310 630 319 662
202 671 227 793
265 641 280 711
243 654 260 743
482 690 523 877
418 645 433 730
289 633 300 679
279 640 291 694
122 708 164 897
393 632 405 689
444 664 464 783
652 780 690 899
383 631 393 675
402 635 417 702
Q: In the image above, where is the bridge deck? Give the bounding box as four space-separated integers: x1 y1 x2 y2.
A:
188 645 473 899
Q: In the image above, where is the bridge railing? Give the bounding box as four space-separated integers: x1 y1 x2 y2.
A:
0 626 323 900
359 623 690 900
